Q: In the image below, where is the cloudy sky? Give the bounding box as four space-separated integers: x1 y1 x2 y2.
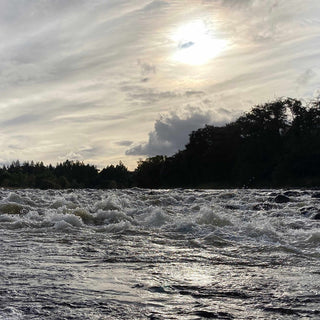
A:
0 0 319 169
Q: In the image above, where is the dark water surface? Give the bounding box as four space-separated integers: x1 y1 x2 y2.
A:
0 189 319 319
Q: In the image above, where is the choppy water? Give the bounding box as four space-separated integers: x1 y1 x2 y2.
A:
0 188 319 319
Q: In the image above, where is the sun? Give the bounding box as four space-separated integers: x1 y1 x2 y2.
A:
171 20 228 65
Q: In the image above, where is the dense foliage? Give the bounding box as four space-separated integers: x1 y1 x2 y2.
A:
0 160 132 189
1 97 320 189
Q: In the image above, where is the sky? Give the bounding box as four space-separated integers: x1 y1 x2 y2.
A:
0 0 319 170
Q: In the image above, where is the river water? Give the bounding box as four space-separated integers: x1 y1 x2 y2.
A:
0 188 319 319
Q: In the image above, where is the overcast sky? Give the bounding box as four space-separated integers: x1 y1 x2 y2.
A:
0 0 319 169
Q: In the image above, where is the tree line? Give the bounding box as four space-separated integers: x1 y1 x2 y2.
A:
0 160 132 189
135 97 320 188
1 97 320 189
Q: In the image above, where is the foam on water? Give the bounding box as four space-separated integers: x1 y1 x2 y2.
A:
0 188 319 319
0 189 319 244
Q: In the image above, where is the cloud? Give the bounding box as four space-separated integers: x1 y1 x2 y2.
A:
213 0 253 7
116 140 133 147
0 113 42 127
138 60 156 75
126 105 232 156
313 88 320 99
214 0 312 45
143 0 168 12
179 41 195 49
185 90 205 97
121 85 180 104
120 86 205 105
296 68 317 86
58 151 83 161
58 145 101 162
137 59 156 82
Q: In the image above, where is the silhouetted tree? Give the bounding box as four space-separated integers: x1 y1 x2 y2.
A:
99 162 131 188
135 156 166 188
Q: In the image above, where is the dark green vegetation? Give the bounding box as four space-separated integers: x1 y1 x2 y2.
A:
1 97 320 189
0 160 132 189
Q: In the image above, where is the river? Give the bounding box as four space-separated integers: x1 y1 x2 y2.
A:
0 188 319 319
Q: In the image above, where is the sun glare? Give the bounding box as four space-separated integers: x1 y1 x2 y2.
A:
171 20 228 65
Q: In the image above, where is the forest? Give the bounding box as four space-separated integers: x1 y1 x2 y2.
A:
1 97 320 189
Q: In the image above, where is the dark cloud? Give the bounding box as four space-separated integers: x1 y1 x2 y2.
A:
116 140 133 147
126 106 230 156
217 107 232 115
138 60 156 83
138 60 156 75
121 85 180 104
185 90 205 97
179 41 195 49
